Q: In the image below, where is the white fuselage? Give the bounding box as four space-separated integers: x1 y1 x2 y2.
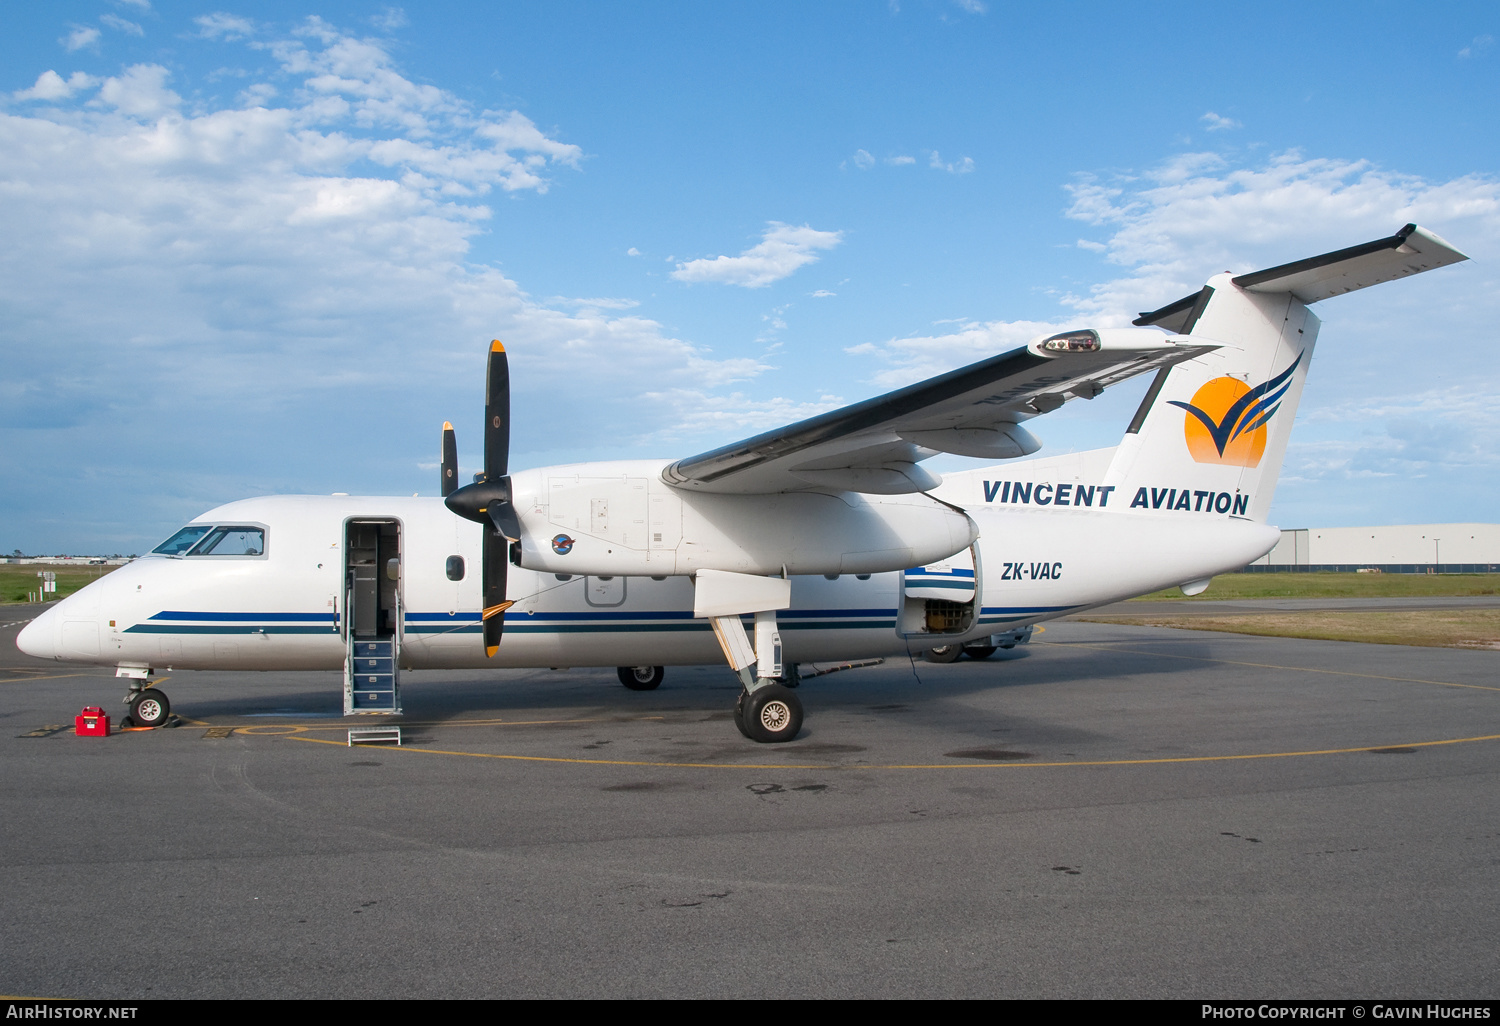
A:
17 461 1278 674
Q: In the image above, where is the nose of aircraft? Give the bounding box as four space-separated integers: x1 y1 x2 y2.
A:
16 603 60 659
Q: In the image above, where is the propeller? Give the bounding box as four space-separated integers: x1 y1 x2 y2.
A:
439 422 457 497
443 340 520 657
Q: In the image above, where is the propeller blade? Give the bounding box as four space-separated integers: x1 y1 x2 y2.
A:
485 340 510 482
440 422 458 497
481 530 510 657
444 339 517 659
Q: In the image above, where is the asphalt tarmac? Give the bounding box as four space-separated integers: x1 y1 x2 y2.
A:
2 603 1498 999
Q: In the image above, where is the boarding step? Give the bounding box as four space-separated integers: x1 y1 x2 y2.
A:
344 637 401 715
347 726 402 747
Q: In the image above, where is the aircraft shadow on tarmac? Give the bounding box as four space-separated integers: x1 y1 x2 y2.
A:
151 627 1235 728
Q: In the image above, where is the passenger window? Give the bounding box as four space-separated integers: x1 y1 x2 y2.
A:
190 527 265 556
386 557 400 581
446 556 465 581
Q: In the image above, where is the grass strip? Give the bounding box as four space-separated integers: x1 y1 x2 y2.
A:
1080 609 1500 649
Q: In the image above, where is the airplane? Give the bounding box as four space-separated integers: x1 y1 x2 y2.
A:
16 224 1469 742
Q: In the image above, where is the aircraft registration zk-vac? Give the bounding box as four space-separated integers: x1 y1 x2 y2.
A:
17 225 1468 741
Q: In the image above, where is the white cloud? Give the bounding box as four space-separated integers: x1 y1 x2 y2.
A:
626 247 641 256
13 71 100 102
1281 387 1500 488
954 0 987 12
886 154 915 166
851 151 1500 395
1458 34 1493 59
1060 150 1500 321
636 390 844 446
1200 111 1240 131
195 13 255 40
811 289 835 297
1075 238 1106 252
929 150 975 173
371 7 409 32
0 18 771 549
94 64 182 117
100 13 145 36
556 297 640 311
62 27 102 52
849 319 1068 387
852 148 875 169
238 82 277 107
670 223 844 288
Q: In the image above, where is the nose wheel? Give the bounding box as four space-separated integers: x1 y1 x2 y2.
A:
126 688 171 727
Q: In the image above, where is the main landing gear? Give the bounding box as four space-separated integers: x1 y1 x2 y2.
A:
734 680 803 744
708 607 803 743
617 665 665 691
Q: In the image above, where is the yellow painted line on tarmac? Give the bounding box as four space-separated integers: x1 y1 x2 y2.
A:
280 729 1500 771
0 671 114 683
1040 640 1500 693
233 715 662 736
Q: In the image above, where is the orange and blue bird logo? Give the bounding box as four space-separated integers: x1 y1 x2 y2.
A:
1168 353 1302 468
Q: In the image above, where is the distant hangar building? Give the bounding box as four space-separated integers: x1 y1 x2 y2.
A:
1248 523 1500 573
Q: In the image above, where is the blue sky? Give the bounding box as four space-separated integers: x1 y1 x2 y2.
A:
2 1 1498 554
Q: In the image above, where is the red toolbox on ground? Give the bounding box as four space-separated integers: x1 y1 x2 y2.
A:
75 706 110 737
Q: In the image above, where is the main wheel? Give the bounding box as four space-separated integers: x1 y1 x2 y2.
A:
741 684 803 743
617 666 664 691
964 645 997 660
129 689 170 727
733 690 753 739
924 644 963 664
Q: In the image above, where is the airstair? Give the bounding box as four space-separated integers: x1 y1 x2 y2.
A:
344 632 401 714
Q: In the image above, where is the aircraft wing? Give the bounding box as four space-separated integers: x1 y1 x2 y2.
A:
662 329 1218 494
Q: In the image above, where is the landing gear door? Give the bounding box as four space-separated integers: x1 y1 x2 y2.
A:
898 545 980 639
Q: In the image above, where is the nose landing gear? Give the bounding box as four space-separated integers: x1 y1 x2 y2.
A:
127 687 172 727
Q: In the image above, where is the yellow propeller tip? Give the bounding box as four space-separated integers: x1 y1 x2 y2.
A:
490 339 506 353
485 645 499 658
442 421 453 430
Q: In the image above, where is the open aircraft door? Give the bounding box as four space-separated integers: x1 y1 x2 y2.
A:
343 518 404 715
899 544 980 640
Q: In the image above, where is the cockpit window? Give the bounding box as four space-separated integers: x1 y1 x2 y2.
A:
190 527 265 556
152 526 212 555
151 524 266 557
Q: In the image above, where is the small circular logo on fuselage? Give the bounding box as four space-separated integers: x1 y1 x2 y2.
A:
551 534 575 555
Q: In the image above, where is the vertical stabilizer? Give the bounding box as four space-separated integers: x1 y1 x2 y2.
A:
1104 224 1466 524
1104 277 1317 523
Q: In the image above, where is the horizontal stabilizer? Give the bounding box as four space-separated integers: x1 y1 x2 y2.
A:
1135 224 1469 328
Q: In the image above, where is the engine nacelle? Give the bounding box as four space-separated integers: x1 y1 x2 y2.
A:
508 461 977 578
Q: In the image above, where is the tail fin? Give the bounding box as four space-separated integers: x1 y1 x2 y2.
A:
1103 224 1467 523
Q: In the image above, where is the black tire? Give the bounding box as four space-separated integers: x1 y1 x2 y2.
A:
964 645 997 660
924 644 963 664
741 684 803 743
617 666 664 691
130 689 170 727
733 690 753 739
